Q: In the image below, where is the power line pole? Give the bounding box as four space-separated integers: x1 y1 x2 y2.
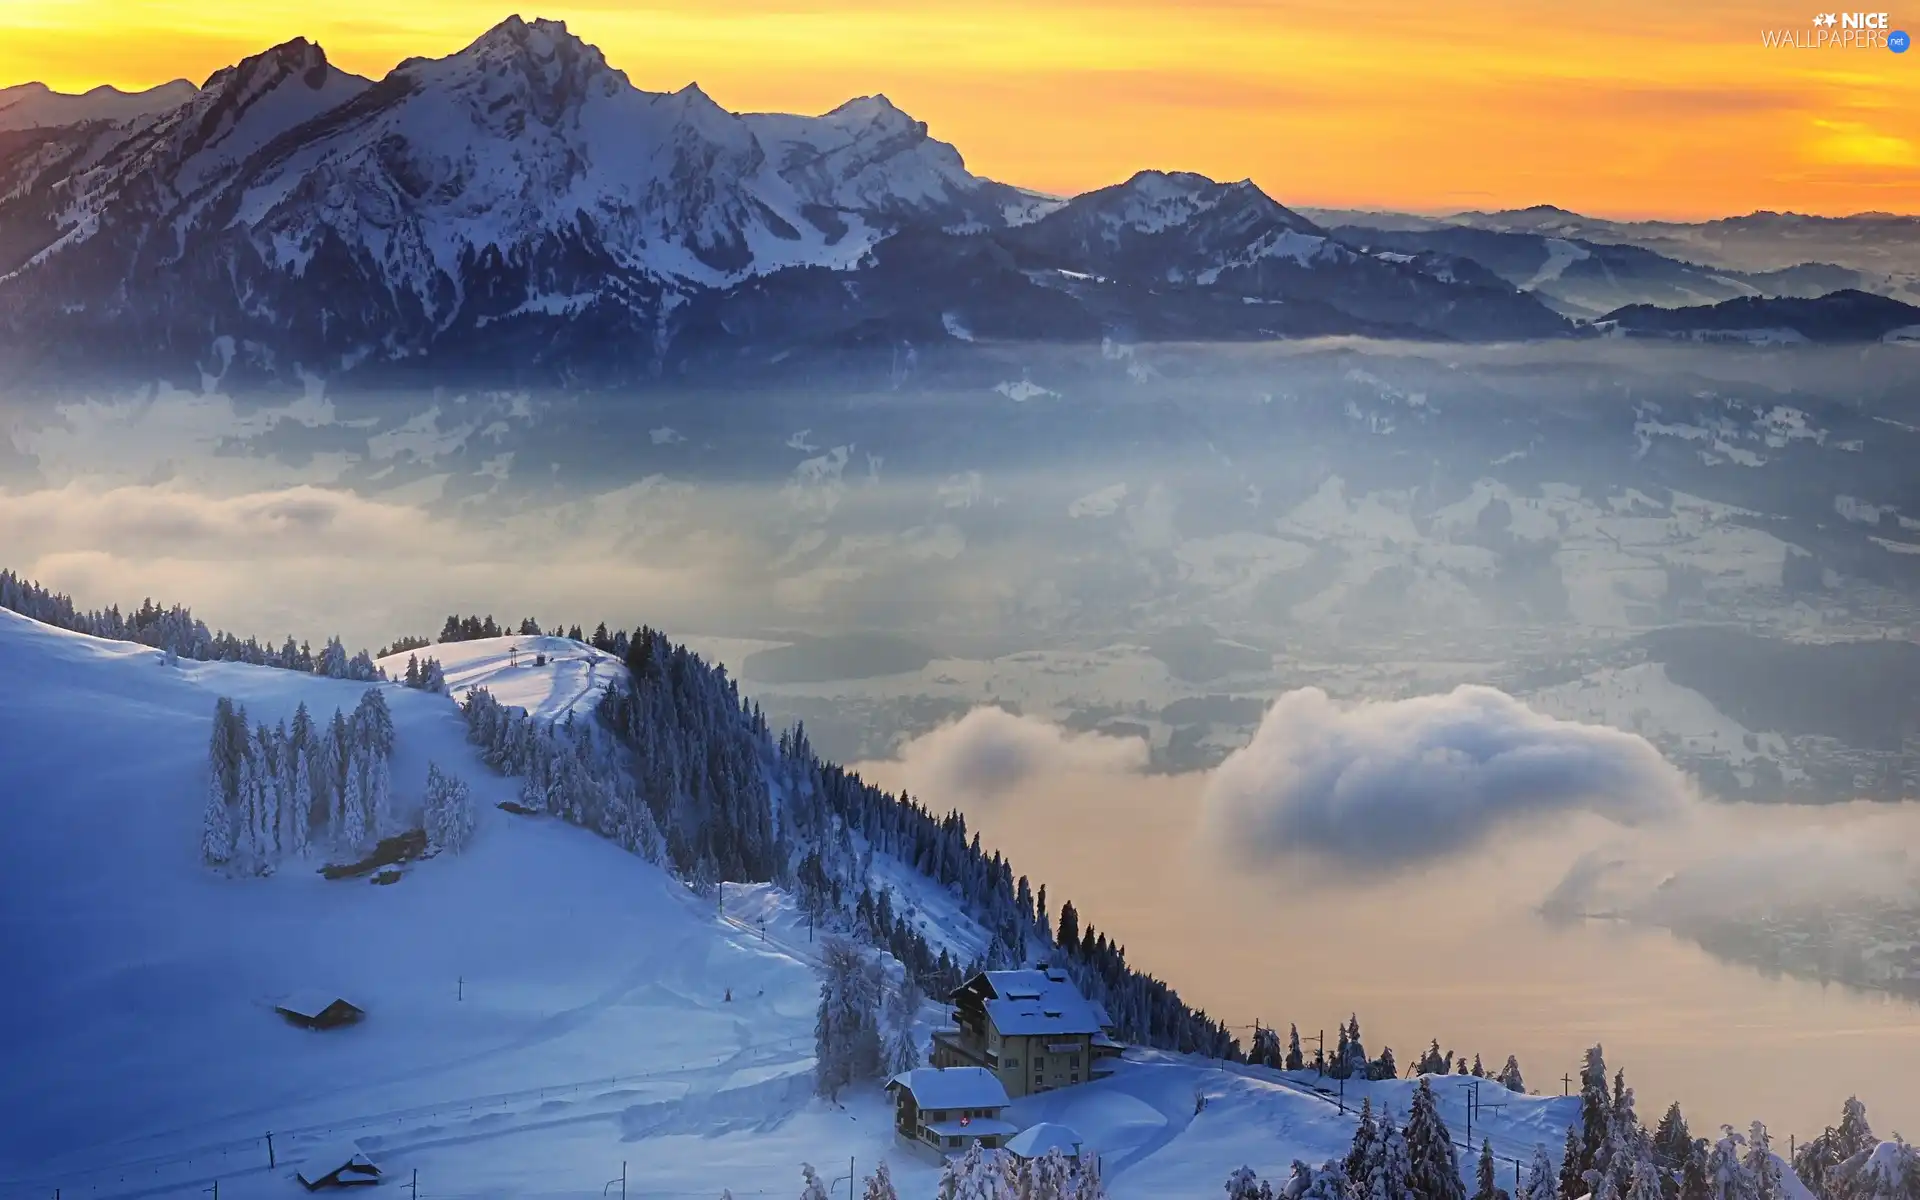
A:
266 1131 275 1169
603 1161 626 1200
1562 1072 1574 1096
409 1169 418 1199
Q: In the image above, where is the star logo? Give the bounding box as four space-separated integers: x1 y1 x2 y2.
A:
1812 11 1837 24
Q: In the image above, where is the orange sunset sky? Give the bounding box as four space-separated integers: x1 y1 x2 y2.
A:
2 0 1916 219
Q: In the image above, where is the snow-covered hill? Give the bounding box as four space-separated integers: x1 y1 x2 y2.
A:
0 607 1595 1198
376 635 628 721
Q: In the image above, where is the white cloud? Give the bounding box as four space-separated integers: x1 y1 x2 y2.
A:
1201 684 1691 871
891 707 1148 803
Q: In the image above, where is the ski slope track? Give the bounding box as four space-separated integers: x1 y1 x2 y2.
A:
1 610 1591 1198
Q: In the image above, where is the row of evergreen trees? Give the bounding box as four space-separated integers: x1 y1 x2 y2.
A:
1 570 382 679
201 690 395 871
1223 1050 1909 1200
436 608 1240 1060
1245 1017 1525 1091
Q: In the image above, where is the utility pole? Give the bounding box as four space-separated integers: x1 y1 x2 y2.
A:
205 1184 218 1200
409 1169 418 1199
603 1161 626 1200
458 976 463 1002
1315 1028 1326 1077
1338 1074 1346 1116
1562 1072 1574 1096
266 1131 275 1169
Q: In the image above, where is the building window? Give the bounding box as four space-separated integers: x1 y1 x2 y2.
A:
1005 1058 1019 1068
1071 1054 1081 1068
1034 1056 1046 1070
1071 1074 1080 1083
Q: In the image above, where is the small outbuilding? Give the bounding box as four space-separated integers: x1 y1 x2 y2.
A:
887 1066 1017 1156
275 992 366 1030
1006 1122 1100 1177
297 1144 381 1189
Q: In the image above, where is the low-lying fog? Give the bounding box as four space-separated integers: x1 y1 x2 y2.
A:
858 720 1920 1138
4 338 1918 1141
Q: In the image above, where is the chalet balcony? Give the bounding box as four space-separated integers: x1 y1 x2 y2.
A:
930 1029 997 1070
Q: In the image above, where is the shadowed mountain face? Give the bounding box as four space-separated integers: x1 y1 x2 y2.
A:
0 18 1591 389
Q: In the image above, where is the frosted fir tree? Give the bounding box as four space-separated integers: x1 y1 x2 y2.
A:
235 753 265 872
1406 1078 1466 1200
800 1164 832 1200
1475 1141 1501 1200
405 655 420 687
341 755 368 851
1346 1098 1379 1182
814 938 884 1099
1226 1167 1275 1200
936 1142 1005 1200
1521 1144 1558 1200
1742 1123 1782 1200
310 719 340 836
1708 1127 1756 1200
424 762 475 855
317 636 349 679
1367 1113 1414 1200
861 1161 901 1200
882 977 923 1074
420 657 448 694
201 766 235 865
1829 1138 1920 1200
1560 1127 1588 1200
1628 1159 1665 1200
1286 1023 1305 1071
288 746 312 859
1498 1055 1526 1094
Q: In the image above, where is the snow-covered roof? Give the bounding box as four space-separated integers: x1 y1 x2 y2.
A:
887 1067 1011 1110
925 1118 1021 1140
1006 1123 1085 1159
968 970 1107 1037
276 991 359 1019
296 1144 380 1187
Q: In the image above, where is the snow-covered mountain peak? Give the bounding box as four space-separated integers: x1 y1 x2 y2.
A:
0 78 197 132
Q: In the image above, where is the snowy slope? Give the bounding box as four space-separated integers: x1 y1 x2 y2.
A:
0 608 1590 1199
0 79 196 131
375 635 629 721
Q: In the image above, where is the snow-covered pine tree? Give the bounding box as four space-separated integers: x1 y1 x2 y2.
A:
1286 1024 1305 1071
1248 1023 1282 1068
1475 1141 1501 1200
1369 1112 1414 1200
1372 1046 1398 1082
1655 1104 1693 1200
1837 1098 1877 1162
1829 1137 1920 1200
1561 1128 1590 1200
423 763 475 854
800 1164 832 1200
288 745 312 859
1707 1127 1753 1200
1499 1055 1527 1094
1226 1166 1274 1200
1472 1054 1485 1078
882 976 923 1074
1406 1078 1466 1200
1742 1123 1782 1200
936 1142 1003 1200
814 938 884 1100
202 697 244 865
341 754 367 851
318 636 349 679
405 655 420 687
1522 1144 1558 1200
1628 1159 1665 1200
861 1161 901 1200
1680 1141 1710 1200
1346 1098 1379 1182
1580 1046 1613 1180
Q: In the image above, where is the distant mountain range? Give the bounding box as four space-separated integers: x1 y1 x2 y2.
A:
1599 289 1920 344
0 16 1914 387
